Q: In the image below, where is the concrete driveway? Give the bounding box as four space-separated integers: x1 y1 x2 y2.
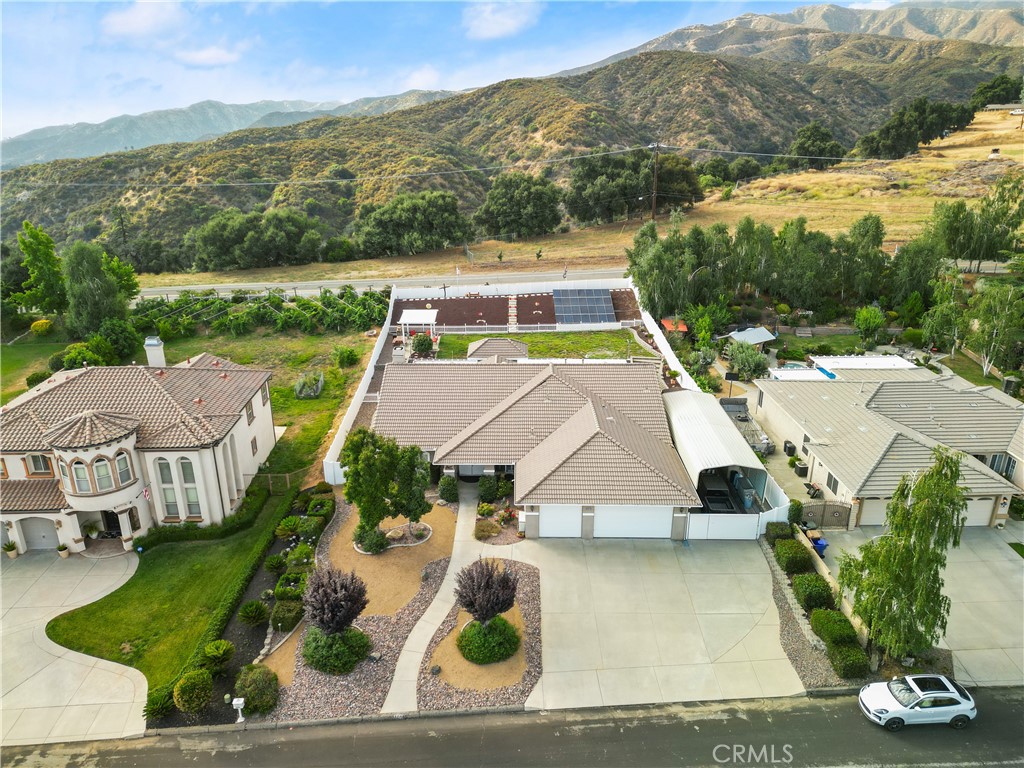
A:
516 538 804 710
823 522 1024 687
1 551 147 746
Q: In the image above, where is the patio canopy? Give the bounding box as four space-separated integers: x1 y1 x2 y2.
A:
397 309 438 325
662 389 765 479
728 326 776 346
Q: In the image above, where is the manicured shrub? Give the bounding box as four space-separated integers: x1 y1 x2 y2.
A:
788 456 799 468
275 571 308 601
478 475 498 504
297 517 323 541
354 524 389 554
827 642 870 678
455 559 517 625
173 669 213 715
775 303 791 316
134 485 271 549
30 318 53 336
235 664 279 714
901 327 924 348
271 599 304 632
291 491 313 515
143 690 174 720
496 478 514 500
496 506 518 527
810 609 859 646
275 516 301 540
26 370 50 388
47 349 67 373
439 475 459 503
411 332 433 356
792 573 835 611
474 519 501 540
477 502 495 518
302 626 372 674
307 495 335 518
312 481 333 494
287 543 315 570
774 539 814 574
304 567 368 635
201 639 235 673
238 600 270 626
457 616 521 664
264 554 287 574
788 499 804 525
764 522 793 547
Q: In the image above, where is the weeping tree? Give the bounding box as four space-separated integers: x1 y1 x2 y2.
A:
304 567 369 636
838 447 967 665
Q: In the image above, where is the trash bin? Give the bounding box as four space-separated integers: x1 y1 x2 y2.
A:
813 537 828 558
784 440 796 457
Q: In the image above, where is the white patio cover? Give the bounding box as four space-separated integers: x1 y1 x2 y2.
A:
662 389 764 478
729 326 776 346
397 309 438 325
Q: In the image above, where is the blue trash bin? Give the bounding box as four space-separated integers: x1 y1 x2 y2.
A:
813 537 828 558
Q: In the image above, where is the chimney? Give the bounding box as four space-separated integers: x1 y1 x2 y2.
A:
144 336 166 367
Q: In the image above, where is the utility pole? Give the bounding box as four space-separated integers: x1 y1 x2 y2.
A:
649 142 661 222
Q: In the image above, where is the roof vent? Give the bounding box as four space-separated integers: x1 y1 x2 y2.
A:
193 397 204 405
156 369 166 377
219 372 229 380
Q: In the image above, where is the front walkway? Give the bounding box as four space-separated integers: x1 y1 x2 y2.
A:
1 551 147 746
382 482 803 713
822 521 1024 687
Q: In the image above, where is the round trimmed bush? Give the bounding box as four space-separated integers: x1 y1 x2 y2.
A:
302 626 372 674
477 475 498 504
810 609 858 646
827 642 870 679
438 475 459 503
234 664 279 715
312 481 333 494
774 539 814 574
47 349 67 373
297 516 323 539
355 524 389 554
477 502 495 518
275 572 308 600
287 543 315 569
456 616 520 665
792 573 835 611
173 669 213 715
764 522 793 547
31 318 53 336
264 554 287 574
201 639 235 673
271 599 304 632
239 600 270 626
474 519 501 541
26 370 50 388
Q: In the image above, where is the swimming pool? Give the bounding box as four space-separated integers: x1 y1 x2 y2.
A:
780 362 808 369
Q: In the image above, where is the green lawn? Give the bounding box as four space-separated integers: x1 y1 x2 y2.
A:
768 332 863 358
942 353 1002 389
1010 543 1024 560
437 330 636 360
1 341 67 404
46 495 284 690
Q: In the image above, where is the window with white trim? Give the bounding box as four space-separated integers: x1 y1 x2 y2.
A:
72 461 91 493
261 382 269 406
179 459 201 517
246 401 255 425
826 472 839 495
28 454 53 475
116 453 133 485
94 458 114 492
157 458 178 518
58 461 70 490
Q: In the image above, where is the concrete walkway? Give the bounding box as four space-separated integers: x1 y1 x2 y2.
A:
822 521 1024 687
382 481 803 713
1 551 147 746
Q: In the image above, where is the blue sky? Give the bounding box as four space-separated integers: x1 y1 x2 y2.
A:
2 1 882 138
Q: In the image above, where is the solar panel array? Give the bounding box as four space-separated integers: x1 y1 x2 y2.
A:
552 289 616 324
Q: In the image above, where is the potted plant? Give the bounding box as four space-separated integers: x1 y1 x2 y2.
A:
57 543 70 559
3 541 17 559
82 521 100 540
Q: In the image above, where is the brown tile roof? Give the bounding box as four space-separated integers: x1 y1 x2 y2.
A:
176 353 248 370
0 364 270 452
0 479 66 513
466 338 528 359
514 395 698 506
41 411 140 450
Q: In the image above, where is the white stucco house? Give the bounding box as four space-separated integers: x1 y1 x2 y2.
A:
0 344 276 554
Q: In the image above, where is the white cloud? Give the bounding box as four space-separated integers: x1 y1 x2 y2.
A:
101 2 187 39
404 64 441 90
847 1 894 9
462 2 544 41
175 41 252 68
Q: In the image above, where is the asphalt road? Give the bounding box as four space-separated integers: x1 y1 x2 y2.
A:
5 689 1022 768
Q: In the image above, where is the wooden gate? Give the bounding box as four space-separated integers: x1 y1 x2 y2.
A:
802 501 852 529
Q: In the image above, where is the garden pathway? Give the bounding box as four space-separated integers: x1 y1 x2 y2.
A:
0 551 147 746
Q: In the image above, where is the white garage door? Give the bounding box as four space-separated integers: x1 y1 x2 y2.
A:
858 499 887 526
21 517 58 550
594 505 672 538
964 498 994 527
538 505 582 538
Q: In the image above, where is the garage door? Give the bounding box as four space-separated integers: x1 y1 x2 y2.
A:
594 505 672 538
538 505 582 537
964 498 994 527
858 499 887 526
21 517 58 549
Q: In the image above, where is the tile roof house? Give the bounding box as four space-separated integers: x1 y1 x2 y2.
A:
371 356 699 539
753 377 1022 527
0 352 277 554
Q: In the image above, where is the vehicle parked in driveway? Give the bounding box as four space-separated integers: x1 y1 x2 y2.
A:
858 674 976 732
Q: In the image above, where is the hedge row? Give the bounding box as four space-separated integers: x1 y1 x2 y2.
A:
809 608 869 678
144 486 298 720
774 538 814 574
764 522 793 547
135 486 271 550
792 573 835 611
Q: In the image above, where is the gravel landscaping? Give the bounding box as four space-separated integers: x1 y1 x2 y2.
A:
416 560 541 711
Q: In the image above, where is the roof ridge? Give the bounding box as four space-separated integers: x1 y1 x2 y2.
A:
515 411 601 500
138 367 219 444
853 431 900 496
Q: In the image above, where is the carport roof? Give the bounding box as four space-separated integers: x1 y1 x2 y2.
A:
663 390 764 478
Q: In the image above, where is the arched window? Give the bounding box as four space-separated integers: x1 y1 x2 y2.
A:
71 461 91 493
58 460 71 491
115 453 133 486
94 458 113 492
179 459 201 517
157 458 178 519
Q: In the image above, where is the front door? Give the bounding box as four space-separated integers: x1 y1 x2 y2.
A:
102 510 122 536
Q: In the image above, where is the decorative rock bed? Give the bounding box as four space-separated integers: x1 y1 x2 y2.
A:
416 560 541 711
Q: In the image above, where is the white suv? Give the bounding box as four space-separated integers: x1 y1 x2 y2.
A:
858 674 976 732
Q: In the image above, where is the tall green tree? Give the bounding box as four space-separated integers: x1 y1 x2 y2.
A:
854 305 886 344
625 222 681 320
357 191 473 258
12 221 67 317
474 172 562 238
726 341 769 381
101 252 140 301
786 121 846 170
63 242 127 337
888 238 944 308
967 283 1024 377
921 270 968 358
838 448 967 662
341 428 400 536
390 445 432 533
970 73 1023 111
